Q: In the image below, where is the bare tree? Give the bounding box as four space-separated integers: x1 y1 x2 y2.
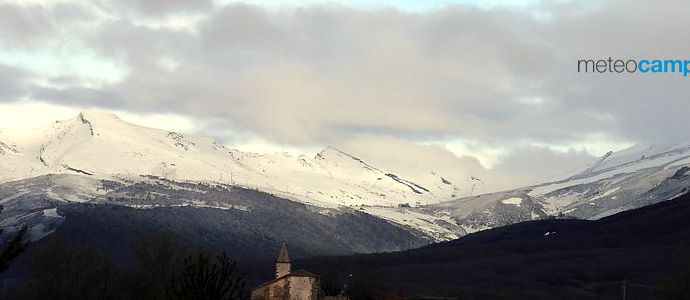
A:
168 252 247 300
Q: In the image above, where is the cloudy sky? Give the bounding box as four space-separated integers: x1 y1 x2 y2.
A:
1 0 689 190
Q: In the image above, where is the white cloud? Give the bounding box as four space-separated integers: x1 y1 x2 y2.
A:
0 46 127 87
113 110 199 133
0 101 81 131
0 101 198 134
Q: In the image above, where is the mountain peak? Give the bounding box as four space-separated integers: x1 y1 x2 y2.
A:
67 110 130 137
77 110 122 123
315 146 361 160
315 147 371 166
315 145 339 155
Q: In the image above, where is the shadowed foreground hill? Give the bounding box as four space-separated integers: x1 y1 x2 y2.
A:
0 176 432 262
283 192 690 299
46 198 428 262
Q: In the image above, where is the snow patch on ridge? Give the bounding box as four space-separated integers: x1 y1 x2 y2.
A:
501 197 523 207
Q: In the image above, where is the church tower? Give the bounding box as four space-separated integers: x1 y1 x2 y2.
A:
275 241 291 278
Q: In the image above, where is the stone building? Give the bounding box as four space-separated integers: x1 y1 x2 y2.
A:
251 242 320 300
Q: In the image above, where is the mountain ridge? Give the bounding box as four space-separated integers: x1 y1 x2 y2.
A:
0 110 471 209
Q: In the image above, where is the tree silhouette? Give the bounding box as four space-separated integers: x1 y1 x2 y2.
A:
126 233 191 299
168 252 247 300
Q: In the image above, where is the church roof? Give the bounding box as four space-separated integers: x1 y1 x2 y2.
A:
277 241 290 263
288 269 319 278
251 269 320 291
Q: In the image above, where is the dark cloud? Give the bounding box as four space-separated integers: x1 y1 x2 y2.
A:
96 0 213 17
30 85 125 109
493 146 597 183
0 2 94 47
0 65 29 101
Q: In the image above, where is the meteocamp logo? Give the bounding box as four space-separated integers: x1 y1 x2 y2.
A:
578 57 690 76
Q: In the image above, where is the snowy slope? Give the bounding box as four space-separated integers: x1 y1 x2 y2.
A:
523 142 690 218
0 174 432 253
0 111 475 208
522 144 690 201
574 143 690 178
423 141 690 236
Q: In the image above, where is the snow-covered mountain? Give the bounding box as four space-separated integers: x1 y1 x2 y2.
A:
2 110 689 244
0 111 475 208
419 140 690 236
528 141 690 218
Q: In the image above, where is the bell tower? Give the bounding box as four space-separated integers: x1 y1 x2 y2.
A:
276 241 291 278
